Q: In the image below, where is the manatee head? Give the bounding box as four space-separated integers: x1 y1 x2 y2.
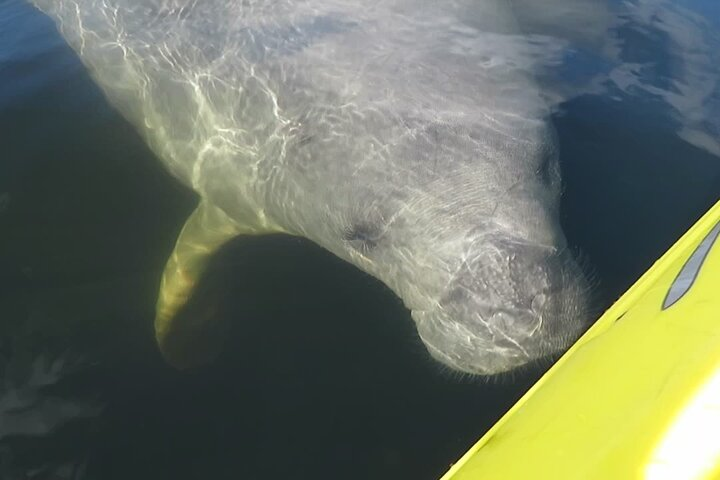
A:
410 235 588 375
261 108 590 376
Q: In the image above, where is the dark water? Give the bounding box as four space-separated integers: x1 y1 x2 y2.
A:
1 1 719 479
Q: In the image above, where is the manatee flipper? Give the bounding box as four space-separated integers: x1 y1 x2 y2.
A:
155 201 246 369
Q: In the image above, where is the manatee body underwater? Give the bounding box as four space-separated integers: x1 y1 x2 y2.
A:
29 0 591 376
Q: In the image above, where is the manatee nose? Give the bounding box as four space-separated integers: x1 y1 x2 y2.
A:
507 244 564 302
440 237 570 341
492 239 588 349
443 237 560 308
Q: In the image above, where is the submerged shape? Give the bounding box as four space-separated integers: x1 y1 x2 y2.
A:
0 354 101 439
29 0 590 375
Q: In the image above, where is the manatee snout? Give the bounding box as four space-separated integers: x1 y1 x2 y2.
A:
411 235 589 376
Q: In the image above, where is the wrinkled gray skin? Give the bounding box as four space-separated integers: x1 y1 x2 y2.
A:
30 0 589 375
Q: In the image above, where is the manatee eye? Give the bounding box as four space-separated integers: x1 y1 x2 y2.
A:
297 134 314 147
343 222 381 254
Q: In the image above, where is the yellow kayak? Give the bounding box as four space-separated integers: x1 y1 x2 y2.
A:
442 199 720 480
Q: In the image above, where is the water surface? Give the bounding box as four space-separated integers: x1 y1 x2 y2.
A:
1 0 719 479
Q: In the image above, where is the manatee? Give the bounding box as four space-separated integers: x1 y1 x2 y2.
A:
29 0 590 375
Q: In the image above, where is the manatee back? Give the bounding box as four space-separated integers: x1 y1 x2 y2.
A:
30 0 552 201
30 1 285 186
